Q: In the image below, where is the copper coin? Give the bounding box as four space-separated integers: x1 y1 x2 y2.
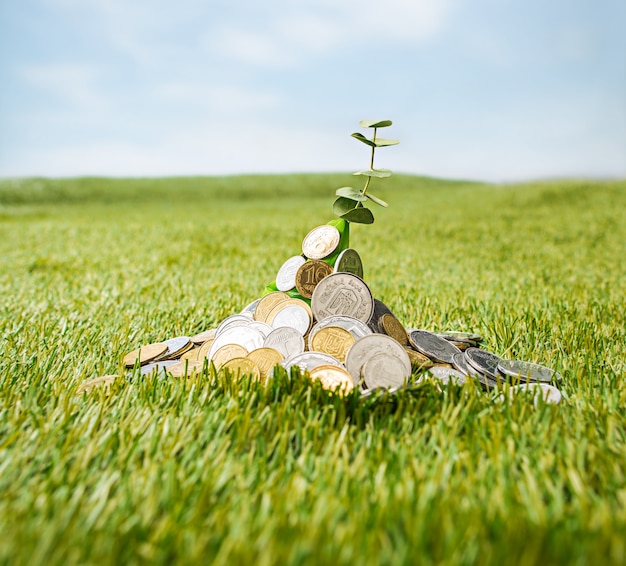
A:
123 342 168 367
295 260 333 299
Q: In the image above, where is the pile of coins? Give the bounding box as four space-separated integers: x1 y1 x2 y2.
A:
80 224 563 404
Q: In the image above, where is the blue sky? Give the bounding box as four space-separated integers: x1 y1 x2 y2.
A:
1 0 624 181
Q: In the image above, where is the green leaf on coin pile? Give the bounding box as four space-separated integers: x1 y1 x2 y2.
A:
335 186 367 201
373 138 400 147
353 168 392 178
359 119 393 128
351 133 376 147
333 196 359 216
365 192 388 207
340 206 375 224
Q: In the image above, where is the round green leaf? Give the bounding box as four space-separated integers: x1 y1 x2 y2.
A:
359 119 393 128
340 207 374 224
373 138 399 147
353 168 392 178
335 186 367 201
333 196 358 216
365 193 388 207
351 133 376 147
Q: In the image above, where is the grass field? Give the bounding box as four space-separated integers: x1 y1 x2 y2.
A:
1 173 625 565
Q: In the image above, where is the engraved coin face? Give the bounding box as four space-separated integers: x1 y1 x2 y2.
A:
302 225 341 260
435 331 483 344
345 334 411 386
427 366 467 385
295 260 333 299
451 352 488 387
123 342 168 367
309 364 354 395
282 352 343 373
380 314 408 346
311 272 374 324
497 359 556 383
276 255 306 292
408 330 462 364
405 347 434 369
246 348 284 382
221 357 261 380
310 326 355 363
211 344 248 368
208 326 265 359
361 352 409 389
464 347 503 380
264 327 306 359
266 299 312 336
334 248 363 279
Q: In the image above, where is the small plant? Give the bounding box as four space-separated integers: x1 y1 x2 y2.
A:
333 119 399 224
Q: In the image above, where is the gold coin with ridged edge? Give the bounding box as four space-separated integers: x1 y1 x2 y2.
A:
197 338 215 360
295 260 333 299
180 347 200 362
247 347 284 382
123 342 168 367
253 292 290 322
221 357 261 380
310 326 355 363
380 314 408 346
211 344 248 368
309 364 354 395
405 347 434 369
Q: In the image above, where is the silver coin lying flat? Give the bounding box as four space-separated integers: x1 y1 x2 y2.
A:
497 359 558 383
334 248 363 279
345 334 411 386
452 352 491 388
464 347 503 381
282 352 343 373
276 255 306 292
154 336 191 360
311 272 374 324
408 330 462 364
264 326 305 359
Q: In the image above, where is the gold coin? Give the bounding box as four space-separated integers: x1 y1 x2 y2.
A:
180 347 200 362
310 326 355 363
190 329 216 345
253 292 290 322
211 344 248 368
302 225 341 260
309 364 354 395
405 347 434 369
246 347 284 382
221 357 261 380
166 360 205 378
265 298 313 335
380 314 408 346
197 338 215 360
123 342 168 367
76 375 119 394
449 340 469 351
295 260 333 299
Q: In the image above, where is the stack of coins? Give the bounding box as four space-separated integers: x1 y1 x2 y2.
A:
80 223 563 405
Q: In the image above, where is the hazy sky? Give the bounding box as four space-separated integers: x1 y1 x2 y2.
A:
1 0 624 181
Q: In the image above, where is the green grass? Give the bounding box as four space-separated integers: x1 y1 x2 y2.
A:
1 173 625 565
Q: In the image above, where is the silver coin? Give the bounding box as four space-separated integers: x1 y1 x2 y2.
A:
368 299 395 332
452 352 491 387
275 255 306 292
247 321 274 338
497 359 556 383
307 315 372 350
215 314 253 337
408 330 462 364
509 383 562 405
361 352 409 389
435 331 483 344
208 326 265 359
282 352 343 373
345 334 411 386
240 298 261 317
302 225 341 260
264 326 305 359
426 366 467 385
334 248 363 279
464 347 503 380
311 272 374 324
270 304 311 336
139 360 178 376
154 336 191 360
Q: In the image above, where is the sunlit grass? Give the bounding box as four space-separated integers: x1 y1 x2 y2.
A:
1 174 625 565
